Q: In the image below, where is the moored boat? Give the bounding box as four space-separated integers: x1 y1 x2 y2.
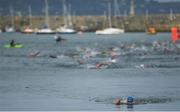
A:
5 26 15 33
96 28 124 35
36 27 56 34
56 0 76 34
36 0 56 34
95 2 124 35
21 27 34 34
146 27 157 35
56 26 76 34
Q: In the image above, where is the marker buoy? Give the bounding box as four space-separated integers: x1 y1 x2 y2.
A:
171 27 179 43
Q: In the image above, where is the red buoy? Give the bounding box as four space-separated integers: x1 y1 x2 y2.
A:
171 27 179 43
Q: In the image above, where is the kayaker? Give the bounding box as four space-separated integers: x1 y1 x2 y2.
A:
10 39 15 47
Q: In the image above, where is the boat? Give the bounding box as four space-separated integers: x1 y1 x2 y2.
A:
22 27 34 34
96 28 124 35
36 0 55 34
5 6 15 33
56 0 76 34
5 26 15 33
95 2 124 35
145 9 157 35
146 27 157 35
21 6 34 34
36 26 56 34
56 25 76 34
169 8 176 21
4 44 23 48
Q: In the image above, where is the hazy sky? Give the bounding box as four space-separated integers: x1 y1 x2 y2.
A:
157 0 180 2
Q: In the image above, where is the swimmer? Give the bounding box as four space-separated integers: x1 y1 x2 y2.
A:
28 50 40 57
108 56 117 64
113 96 135 105
87 62 108 69
77 59 84 65
49 55 58 59
54 35 66 42
49 54 65 59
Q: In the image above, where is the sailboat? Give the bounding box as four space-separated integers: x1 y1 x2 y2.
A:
22 6 34 34
95 2 124 35
56 0 76 34
145 10 157 35
5 6 15 33
169 8 176 21
36 0 55 34
146 27 157 35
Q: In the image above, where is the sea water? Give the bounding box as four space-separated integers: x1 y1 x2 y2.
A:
0 32 180 111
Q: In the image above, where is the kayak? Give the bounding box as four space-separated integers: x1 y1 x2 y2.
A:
4 44 23 48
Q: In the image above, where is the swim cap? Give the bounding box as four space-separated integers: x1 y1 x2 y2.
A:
127 96 134 103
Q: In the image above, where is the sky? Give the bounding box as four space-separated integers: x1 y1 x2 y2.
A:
157 0 180 2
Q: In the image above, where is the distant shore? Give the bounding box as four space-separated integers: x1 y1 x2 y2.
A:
0 14 180 32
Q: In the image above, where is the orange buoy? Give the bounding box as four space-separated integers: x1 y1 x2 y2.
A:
171 27 179 43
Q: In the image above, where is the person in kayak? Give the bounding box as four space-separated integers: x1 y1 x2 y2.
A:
10 39 15 47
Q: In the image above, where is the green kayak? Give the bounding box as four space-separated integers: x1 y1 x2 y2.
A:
4 44 23 48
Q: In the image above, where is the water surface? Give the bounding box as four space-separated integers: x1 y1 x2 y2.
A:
0 33 180 111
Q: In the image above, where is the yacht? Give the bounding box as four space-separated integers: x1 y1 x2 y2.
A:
95 2 124 35
5 26 15 33
56 0 76 34
22 27 34 34
36 26 55 34
56 25 76 34
36 0 55 34
5 6 15 33
96 28 124 35
21 6 34 34
146 27 157 35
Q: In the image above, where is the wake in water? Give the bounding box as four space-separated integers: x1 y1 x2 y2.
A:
1 38 180 69
44 40 180 69
91 96 173 105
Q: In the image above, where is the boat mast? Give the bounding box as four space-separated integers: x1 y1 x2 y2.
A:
108 2 112 28
114 0 120 27
124 10 127 20
170 8 173 21
28 5 32 26
44 0 49 28
68 4 72 27
130 0 135 17
145 9 149 22
63 0 68 27
114 0 120 17
103 11 107 28
9 5 14 28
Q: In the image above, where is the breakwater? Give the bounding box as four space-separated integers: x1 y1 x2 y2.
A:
0 14 180 32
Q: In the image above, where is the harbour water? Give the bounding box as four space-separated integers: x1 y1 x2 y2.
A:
0 33 180 111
